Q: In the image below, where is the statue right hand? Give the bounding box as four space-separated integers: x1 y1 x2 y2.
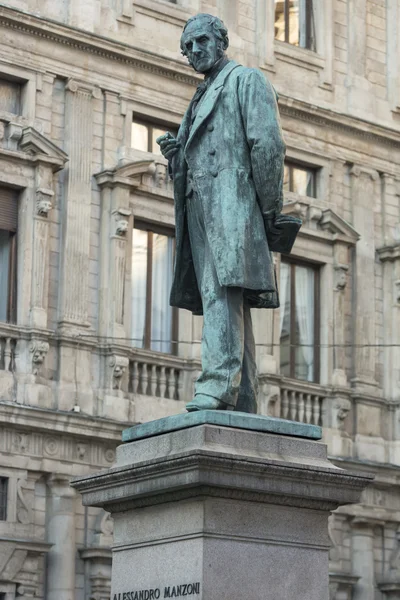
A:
156 132 180 160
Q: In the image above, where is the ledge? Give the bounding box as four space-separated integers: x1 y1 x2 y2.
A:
122 410 322 443
274 40 325 73
0 401 125 440
0 2 198 87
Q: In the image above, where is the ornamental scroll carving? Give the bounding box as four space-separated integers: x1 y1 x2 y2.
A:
16 478 32 525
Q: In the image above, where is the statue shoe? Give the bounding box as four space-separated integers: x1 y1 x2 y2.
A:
186 394 234 412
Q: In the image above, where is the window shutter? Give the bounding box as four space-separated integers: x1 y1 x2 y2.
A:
0 187 18 232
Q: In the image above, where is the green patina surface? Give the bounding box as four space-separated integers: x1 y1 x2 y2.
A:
122 411 322 443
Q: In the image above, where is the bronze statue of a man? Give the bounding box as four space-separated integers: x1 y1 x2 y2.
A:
158 14 287 414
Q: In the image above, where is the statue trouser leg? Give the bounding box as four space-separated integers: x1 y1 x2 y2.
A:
236 305 258 413
186 193 257 412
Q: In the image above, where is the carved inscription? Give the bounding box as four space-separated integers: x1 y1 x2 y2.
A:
113 583 201 600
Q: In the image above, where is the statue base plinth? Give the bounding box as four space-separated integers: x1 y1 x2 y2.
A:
72 412 372 600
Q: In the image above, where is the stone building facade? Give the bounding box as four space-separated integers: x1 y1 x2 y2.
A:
0 0 399 598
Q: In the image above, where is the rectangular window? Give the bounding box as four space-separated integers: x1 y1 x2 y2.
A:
0 478 8 520
131 222 176 354
274 0 316 51
0 77 21 114
283 161 316 198
279 260 320 382
0 187 18 323
131 118 178 156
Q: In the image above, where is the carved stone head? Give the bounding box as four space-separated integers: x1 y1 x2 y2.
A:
334 264 348 291
116 219 129 236
30 340 50 375
36 189 54 216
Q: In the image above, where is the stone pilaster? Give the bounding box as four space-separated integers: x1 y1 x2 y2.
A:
95 160 154 342
387 0 400 113
59 79 102 331
46 475 77 600
350 166 380 391
332 244 350 388
30 183 53 329
377 244 400 404
351 518 380 600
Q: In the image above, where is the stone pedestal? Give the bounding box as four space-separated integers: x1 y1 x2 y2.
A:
72 412 373 600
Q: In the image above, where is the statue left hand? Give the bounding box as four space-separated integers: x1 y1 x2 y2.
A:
156 132 181 160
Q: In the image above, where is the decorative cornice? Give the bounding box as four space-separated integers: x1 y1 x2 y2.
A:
95 160 155 189
279 95 400 151
0 4 199 87
79 547 112 561
377 243 400 262
0 402 124 441
19 126 68 169
72 450 372 513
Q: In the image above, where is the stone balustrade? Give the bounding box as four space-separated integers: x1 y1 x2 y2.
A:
128 349 200 402
260 375 328 427
0 328 18 373
280 381 324 426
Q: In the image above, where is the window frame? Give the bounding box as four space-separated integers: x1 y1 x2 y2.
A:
284 159 318 198
280 256 320 383
0 477 8 521
131 117 178 154
132 220 178 355
275 0 315 51
0 184 19 324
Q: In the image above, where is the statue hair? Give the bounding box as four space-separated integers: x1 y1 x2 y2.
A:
180 14 229 56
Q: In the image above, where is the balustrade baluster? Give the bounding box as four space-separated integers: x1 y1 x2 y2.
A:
305 394 312 423
177 370 184 401
141 363 149 395
150 365 158 396
289 390 297 421
131 361 139 393
298 393 305 423
281 389 289 419
167 368 176 399
159 366 167 398
311 395 320 425
4 338 12 371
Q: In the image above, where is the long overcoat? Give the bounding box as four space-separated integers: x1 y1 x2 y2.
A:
170 60 286 314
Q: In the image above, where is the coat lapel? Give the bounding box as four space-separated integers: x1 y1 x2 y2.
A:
185 60 239 152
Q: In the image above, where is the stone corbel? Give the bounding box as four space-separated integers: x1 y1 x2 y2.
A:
334 263 349 292
323 394 351 432
6 122 23 150
113 208 131 237
109 355 129 390
308 206 323 230
30 340 49 376
79 547 112 600
329 574 359 600
35 188 54 217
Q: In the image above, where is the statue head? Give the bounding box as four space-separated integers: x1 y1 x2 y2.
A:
180 14 229 74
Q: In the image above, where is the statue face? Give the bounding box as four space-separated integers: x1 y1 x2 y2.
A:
181 22 221 73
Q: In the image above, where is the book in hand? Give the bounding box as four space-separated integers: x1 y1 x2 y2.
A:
264 214 302 254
